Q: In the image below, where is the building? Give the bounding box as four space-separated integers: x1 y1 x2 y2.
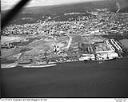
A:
79 54 95 61
95 40 119 60
96 52 118 60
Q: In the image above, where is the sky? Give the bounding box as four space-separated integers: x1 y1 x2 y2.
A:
1 0 103 10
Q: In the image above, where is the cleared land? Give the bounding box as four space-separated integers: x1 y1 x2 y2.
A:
120 39 128 49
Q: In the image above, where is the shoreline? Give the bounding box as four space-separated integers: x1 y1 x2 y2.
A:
1 57 127 69
21 64 56 68
1 63 18 68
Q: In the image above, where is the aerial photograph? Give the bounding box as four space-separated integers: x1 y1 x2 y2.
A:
1 0 128 97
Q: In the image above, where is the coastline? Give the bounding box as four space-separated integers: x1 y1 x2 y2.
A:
21 64 56 68
1 63 56 68
1 57 127 69
1 63 18 68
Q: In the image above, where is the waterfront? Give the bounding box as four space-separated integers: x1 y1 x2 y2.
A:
1 58 128 97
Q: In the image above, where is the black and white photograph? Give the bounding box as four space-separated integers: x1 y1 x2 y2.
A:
1 0 128 98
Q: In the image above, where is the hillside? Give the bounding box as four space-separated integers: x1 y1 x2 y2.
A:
2 0 117 16
1 0 118 25
21 0 116 15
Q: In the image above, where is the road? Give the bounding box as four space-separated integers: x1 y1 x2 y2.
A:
1 58 128 97
62 34 72 51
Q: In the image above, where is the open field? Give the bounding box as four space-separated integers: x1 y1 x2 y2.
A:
120 39 128 49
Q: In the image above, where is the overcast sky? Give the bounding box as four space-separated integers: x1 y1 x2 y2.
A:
1 0 103 10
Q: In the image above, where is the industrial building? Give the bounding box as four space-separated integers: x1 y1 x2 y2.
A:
79 39 119 61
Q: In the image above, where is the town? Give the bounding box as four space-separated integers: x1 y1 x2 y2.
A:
1 8 128 68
